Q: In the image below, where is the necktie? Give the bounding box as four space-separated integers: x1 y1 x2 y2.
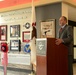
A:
59 28 62 32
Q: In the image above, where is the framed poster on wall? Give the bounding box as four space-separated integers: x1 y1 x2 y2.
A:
22 31 31 42
0 25 7 41
10 40 21 52
23 43 31 53
41 19 55 38
10 25 20 37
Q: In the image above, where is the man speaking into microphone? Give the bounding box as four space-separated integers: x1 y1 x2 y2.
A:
55 16 73 75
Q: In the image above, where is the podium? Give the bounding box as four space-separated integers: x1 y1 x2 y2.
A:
36 38 68 75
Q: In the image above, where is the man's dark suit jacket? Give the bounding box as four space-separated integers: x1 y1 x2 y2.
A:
59 25 73 55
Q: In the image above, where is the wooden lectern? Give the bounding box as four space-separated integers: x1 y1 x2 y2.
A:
36 38 68 75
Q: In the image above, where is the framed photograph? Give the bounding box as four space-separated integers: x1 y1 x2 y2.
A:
10 40 21 51
41 19 55 38
0 25 7 41
10 25 20 37
22 31 31 42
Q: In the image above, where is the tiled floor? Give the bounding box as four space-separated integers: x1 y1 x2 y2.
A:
0 70 31 75
0 63 76 75
0 67 31 75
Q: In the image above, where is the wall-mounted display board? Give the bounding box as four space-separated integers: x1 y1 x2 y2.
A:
23 43 31 53
22 31 31 43
41 19 55 38
10 40 21 52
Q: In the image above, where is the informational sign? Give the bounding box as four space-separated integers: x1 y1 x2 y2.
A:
36 38 47 55
24 43 31 53
0 8 32 23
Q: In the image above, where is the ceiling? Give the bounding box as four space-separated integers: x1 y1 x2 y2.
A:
68 6 76 22
0 0 3 1
0 0 76 22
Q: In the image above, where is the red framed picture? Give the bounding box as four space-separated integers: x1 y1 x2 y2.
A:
22 31 31 42
0 25 7 41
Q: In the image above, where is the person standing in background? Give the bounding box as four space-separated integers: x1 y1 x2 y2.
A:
55 16 73 75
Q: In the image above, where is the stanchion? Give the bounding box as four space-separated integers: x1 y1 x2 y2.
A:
1 53 8 75
4 65 7 75
1 42 8 75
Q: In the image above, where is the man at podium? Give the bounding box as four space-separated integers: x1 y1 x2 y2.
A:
56 16 73 75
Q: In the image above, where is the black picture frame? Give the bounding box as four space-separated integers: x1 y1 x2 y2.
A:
10 25 20 37
10 40 21 51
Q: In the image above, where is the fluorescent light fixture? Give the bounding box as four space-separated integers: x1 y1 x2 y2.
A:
0 0 4 1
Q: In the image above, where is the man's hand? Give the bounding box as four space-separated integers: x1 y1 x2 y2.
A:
55 39 63 45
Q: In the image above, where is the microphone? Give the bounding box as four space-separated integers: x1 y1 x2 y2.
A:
44 30 50 35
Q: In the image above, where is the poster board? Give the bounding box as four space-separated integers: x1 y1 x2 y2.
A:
41 19 55 38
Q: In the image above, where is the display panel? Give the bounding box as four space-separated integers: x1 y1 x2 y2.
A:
10 40 21 51
41 19 55 38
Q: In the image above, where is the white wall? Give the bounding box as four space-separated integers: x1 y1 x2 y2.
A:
0 7 32 44
0 7 33 66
